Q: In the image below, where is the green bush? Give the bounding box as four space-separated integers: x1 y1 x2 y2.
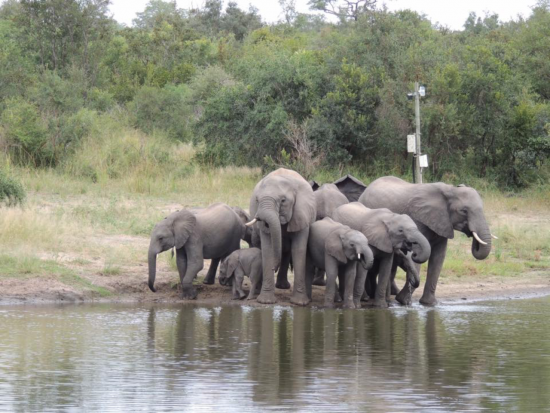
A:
0 168 26 206
129 85 193 141
0 98 51 166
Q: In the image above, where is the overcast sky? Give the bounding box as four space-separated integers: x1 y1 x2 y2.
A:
109 0 537 30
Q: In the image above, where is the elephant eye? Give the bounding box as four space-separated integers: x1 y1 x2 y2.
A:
350 243 355 248
281 198 286 203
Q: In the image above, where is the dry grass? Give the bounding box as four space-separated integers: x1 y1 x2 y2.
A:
1 124 549 297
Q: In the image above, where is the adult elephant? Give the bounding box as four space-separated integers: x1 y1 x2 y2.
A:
148 203 246 299
359 176 494 306
332 203 431 308
247 168 316 305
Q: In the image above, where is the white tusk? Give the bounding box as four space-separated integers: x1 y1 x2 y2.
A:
472 232 488 245
491 234 498 240
358 253 361 260
245 218 257 227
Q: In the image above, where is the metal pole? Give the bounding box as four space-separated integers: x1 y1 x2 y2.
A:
414 81 422 184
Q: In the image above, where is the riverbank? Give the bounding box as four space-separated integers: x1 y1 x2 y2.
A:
1 166 549 307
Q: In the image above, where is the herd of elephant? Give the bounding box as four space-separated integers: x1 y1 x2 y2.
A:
148 168 496 308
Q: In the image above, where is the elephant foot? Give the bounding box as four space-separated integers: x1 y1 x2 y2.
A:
247 292 259 300
290 292 310 306
372 298 389 308
419 294 438 306
354 299 362 309
396 290 413 306
203 278 215 285
257 290 277 304
233 291 246 300
342 300 355 309
334 291 343 303
323 301 335 309
276 280 291 290
181 284 198 300
312 277 326 286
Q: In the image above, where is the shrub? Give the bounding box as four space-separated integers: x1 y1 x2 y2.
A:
0 168 26 206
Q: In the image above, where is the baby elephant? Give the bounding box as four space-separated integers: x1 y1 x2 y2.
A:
219 248 263 300
307 218 374 308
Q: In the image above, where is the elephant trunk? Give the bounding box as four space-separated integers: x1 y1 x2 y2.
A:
148 250 157 292
358 245 374 270
257 198 282 272
471 226 492 260
410 231 431 264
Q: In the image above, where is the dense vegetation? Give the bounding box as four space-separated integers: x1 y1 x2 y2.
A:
1 0 550 188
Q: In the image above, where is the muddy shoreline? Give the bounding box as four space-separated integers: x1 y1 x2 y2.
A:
1 270 549 307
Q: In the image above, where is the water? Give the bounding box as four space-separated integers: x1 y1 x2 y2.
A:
1 298 550 412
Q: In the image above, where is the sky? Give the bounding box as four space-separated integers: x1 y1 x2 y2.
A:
109 0 538 30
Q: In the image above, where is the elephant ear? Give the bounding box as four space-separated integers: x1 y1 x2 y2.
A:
406 184 454 239
171 210 197 249
325 228 348 264
287 177 317 233
225 253 240 279
361 215 393 254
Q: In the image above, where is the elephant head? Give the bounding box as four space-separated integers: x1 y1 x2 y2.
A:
248 168 316 271
231 206 253 246
363 209 431 265
148 210 196 292
406 184 493 260
218 254 239 286
326 228 374 270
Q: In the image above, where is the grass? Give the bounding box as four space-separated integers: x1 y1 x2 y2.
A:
1 124 549 298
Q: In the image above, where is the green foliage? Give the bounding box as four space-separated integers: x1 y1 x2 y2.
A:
0 167 26 206
0 0 549 188
129 85 192 141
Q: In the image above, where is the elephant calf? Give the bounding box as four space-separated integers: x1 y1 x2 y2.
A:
219 248 263 300
306 218 373 308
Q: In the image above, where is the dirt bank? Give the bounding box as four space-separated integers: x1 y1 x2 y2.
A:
1 260 549 306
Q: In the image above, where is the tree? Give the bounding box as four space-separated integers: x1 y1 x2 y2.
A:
307 0 376 21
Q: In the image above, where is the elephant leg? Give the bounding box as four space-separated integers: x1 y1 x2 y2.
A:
364 259 380 300
247 261 262 300
203 257 221 285
176 248 187 288
342 261 357 309
276 251 291 290
324 257 339 308
290 228 310 306
312 268 326 286
390 257 400 296
305 253 315 300
373 253 392 308
232 269 246 300
353 264 367 309
337 269 345 301
257 231 277 304
181 237 204 300
420 238 447 306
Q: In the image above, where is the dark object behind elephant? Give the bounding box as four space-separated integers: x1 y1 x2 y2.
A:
333 175 367 202
359 176 493 306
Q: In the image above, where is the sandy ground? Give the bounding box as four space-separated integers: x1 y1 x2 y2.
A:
1 254 549 307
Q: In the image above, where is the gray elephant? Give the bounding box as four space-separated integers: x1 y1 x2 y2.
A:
311 183 350 286
219 248 263 300
247 168 316 305
332 202 431 308
148 203 246 299
186 205 252 285
306 218 373 308
359 176 495 306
